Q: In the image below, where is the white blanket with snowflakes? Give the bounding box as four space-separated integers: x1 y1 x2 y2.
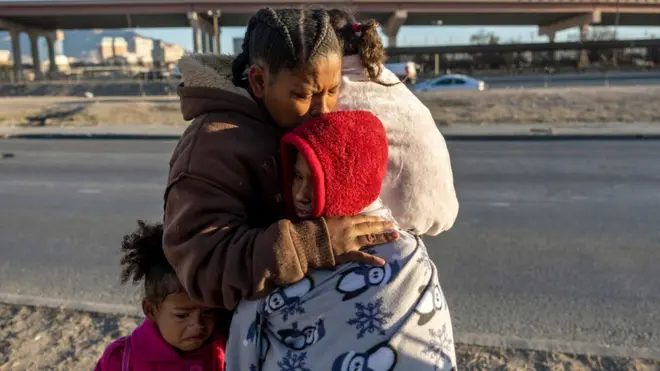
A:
225 206 456 371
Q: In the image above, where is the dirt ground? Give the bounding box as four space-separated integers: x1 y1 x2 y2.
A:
1 304 658 371
1 86 660 127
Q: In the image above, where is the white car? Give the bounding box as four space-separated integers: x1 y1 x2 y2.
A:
414 74 486 92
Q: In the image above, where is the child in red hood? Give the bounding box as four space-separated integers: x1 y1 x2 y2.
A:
226 111 456 371
95 221 229 371
281 110 389 221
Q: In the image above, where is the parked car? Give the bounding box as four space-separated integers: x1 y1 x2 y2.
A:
384 61 418 84
413 74 486 92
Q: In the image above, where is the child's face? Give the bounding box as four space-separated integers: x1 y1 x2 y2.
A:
144 292 216 352
292 152 314 219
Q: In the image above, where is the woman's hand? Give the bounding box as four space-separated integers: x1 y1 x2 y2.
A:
324 215 399 267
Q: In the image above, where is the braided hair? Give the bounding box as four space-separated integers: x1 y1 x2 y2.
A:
232 8 341 88
328 9 391 83
120 220 182 305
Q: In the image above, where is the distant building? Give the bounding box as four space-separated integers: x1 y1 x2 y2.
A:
98 37 113 60
98 37 128 60
153 41 185 65
0 50 10 65
80 49 100 64
42 55 71 74
123 52 139 65
164 44 185 64
113 37 128 57
128 35 154 61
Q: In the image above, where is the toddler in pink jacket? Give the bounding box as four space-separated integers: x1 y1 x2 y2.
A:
95 221 228 371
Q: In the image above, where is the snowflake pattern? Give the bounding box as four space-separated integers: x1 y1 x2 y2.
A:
422 325 454 371
281 299 306 322
277 351 311 371
416 245 431 265
347 297 394 339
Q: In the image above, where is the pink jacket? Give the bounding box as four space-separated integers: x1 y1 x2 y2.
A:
95 320 226 371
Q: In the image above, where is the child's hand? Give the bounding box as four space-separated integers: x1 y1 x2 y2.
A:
325 215 400 267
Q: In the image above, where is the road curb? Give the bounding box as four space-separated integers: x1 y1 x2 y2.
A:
1 293 659 361
0 293 142 317
442 133 660 141
5 132 660 141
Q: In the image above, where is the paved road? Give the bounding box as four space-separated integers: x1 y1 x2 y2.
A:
1 140 659 352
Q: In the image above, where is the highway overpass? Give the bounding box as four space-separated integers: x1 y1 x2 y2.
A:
387 38 660 56
4 0 660 30
3 0 660 81
4 0 660 29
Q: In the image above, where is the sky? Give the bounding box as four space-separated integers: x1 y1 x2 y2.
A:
138 25 660 55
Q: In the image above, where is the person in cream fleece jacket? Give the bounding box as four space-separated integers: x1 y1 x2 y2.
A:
329 9 459 236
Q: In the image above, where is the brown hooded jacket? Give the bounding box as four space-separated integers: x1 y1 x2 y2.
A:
164 54 334 309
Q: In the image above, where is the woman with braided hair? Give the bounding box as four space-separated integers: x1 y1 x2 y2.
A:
165 8 398 312
328 9 459 238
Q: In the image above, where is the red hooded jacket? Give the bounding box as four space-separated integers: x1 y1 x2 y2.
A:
281 110 389 218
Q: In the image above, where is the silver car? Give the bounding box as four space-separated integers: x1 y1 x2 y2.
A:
413 74 486 92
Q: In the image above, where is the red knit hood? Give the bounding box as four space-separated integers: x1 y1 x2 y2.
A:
281 110 388 218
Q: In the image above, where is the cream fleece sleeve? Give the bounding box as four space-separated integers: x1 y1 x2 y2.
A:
337 67 459 236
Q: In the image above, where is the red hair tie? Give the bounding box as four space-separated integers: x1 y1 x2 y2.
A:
352 23 362 36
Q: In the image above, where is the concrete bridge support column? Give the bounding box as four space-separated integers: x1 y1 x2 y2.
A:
9 29 22 83
193 30 201 53
387 35 397 48
206 31 214 54
1 18 56 82
45 34 58 78
201 32 209 53
383 10 407 60
29 32 44 80
214 28 221 54
579 24 590 67
537 11 600 69
188 12 202 53
547 32 556 63
213 11 221 54
199 16 214 54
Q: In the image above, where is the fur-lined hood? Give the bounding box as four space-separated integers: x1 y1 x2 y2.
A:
176 53 260 121
177 54 244 92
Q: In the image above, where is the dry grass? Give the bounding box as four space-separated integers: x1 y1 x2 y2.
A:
421 86 660 125
2 304 659 371
0 98 181 127
1 86 660 127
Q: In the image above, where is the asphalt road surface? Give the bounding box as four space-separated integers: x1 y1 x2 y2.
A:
1 139 659 353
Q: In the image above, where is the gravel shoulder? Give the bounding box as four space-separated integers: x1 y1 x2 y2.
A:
1 86 659 127
2 304 659 371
